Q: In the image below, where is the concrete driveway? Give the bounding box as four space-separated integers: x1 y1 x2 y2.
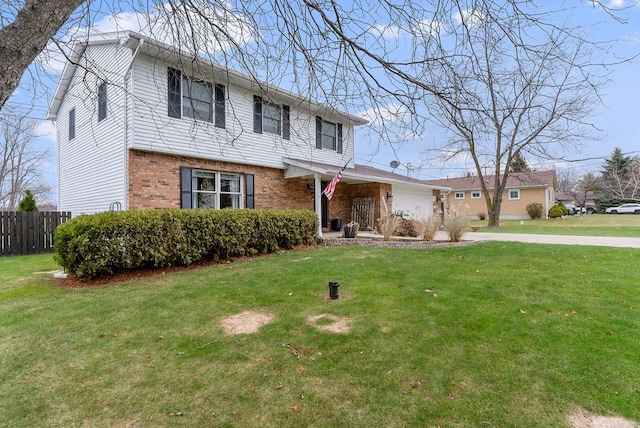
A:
458 231 640 248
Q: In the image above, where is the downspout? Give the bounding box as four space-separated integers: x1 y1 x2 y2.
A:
122 37 144 210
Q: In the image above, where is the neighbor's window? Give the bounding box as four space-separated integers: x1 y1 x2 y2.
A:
509 189 520 200
192 170 241 209
167 68 225 128
98 81 107 122
455 192 464 199
471 191 481 199
315 116 343 153
69 108 76 140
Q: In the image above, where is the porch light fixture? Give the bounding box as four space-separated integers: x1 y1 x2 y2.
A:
386 191 393 202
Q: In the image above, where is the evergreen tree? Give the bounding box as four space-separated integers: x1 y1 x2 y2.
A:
18 189 38 212
509 153 531 173
601 147 637 200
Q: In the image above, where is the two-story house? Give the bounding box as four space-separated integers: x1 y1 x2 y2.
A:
47 32 447 235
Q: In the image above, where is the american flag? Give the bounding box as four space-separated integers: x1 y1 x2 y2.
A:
323 162 348 200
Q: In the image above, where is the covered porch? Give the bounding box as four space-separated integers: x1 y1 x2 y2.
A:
283 159 448 237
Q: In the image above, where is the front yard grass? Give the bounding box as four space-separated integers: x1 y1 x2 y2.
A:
472 213 640 236
1 243 639 426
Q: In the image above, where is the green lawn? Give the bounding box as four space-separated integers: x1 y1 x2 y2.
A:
1 245 639 426
472 213 640 236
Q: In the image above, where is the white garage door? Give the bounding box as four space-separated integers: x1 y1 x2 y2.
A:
391 185 434 219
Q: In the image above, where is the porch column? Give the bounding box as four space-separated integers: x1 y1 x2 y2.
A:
314 173 322 237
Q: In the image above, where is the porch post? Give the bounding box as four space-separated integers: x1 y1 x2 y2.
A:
314 173 322 237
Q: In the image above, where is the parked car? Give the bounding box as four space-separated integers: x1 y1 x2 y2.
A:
605 203 640 214
564 203 578 215
576 203 597 214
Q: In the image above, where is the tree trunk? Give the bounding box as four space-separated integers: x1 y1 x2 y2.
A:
0 0 86 111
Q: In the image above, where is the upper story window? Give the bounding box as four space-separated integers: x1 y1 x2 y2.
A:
455 192 464 199
509 189 520 200
69 108 76 140
167 67 225 128
98 81 107 122
471 191 481 199
315 116 343 153
253 95 290 139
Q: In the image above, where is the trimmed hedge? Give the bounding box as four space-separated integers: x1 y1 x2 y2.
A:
54 209 319 279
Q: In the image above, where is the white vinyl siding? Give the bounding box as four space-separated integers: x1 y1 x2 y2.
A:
129 54 357 169
57 43 129 214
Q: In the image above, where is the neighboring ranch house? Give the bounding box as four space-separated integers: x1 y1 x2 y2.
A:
425 170 556 220
46 32 447 235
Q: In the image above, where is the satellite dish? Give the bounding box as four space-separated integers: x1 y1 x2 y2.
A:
389 160 400 169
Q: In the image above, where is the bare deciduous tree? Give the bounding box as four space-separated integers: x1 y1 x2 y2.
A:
0 1 631 224
0 108 52 210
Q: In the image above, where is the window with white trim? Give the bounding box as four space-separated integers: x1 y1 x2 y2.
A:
509 189 520 200
253 96 290 139
167 68 225 127
455 192 464 199
471 191 481 199
192 170 242 209
315 116 343 153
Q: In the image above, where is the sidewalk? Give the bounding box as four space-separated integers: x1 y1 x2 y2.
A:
462 231 640 248
322 230 640 249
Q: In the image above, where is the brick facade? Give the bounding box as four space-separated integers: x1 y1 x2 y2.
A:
127 150 390 229
128 150 314 211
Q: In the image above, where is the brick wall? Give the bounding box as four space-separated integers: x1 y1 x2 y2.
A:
325 182 391 229
128 150 314 210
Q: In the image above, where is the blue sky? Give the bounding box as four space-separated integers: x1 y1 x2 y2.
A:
7 0 640 203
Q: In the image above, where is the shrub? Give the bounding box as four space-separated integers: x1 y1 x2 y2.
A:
54 209 318 279
443 206 469 242
526 202 543 219
396 219 421 237
556 201 568 216
477 212 486 220
379 216 400 241
418 214 442 241
548 205 564 219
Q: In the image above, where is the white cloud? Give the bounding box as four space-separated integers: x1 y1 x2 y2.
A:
37 3 255 73
453 9 485 27
35 120 57 143
359 103 410 127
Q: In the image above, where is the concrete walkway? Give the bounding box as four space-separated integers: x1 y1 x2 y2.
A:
322 230 640 249
460 231 640 248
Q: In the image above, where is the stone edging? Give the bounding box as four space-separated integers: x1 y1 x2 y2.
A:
319 236 477 249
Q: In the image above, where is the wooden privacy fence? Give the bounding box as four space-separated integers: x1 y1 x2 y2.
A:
351 197 375 230
1 211 72 256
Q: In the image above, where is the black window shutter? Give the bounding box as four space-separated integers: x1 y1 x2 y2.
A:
253 95 262 133
337 123 343 154
282 105 290 140
214 84 225 128
315 116 322 149
180 167 192 208
245 173 255 209
168 68 181 118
